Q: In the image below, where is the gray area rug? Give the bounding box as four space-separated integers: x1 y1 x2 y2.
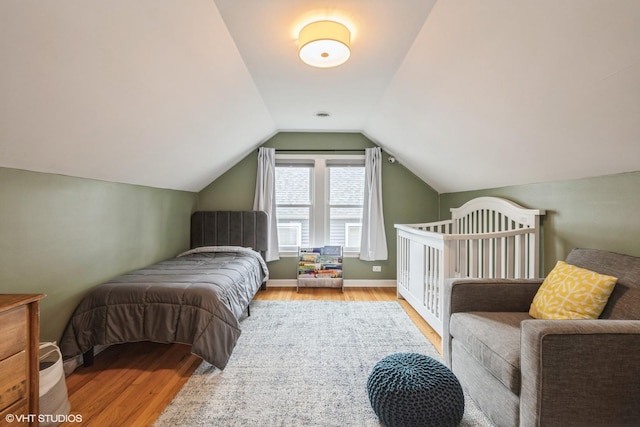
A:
155 300 495 427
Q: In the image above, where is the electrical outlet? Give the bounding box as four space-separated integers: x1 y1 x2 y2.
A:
372 266 382 272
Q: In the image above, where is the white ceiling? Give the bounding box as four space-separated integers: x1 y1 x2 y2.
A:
1 0 639 193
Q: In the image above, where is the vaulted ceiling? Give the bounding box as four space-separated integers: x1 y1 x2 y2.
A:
2 1 639 193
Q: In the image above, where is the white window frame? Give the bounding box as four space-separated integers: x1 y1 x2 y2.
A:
276 154 365 257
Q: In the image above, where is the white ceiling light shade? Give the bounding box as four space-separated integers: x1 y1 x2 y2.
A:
298 20 351 68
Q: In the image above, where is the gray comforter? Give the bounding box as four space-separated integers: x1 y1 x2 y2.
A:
59 246 268 369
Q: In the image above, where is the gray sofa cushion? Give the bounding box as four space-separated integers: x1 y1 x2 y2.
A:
449 311 531 394
566 248 640 319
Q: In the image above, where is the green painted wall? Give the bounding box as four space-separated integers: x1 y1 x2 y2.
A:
440 171 640 275
0 167 197 342
198 132 440 280
3 134 637 341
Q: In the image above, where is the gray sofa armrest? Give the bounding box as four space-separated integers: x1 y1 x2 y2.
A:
442 278 543 367
445 278 544 313
520 319 640 427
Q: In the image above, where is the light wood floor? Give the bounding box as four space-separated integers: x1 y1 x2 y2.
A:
61 287 440 427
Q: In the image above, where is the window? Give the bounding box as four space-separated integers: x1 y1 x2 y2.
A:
275 155 365 255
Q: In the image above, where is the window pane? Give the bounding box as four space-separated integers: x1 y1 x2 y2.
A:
329 207 363 247
276 207 310 248
276 166 311 205
329 166 364 249
277 223 301 247
329 167 364 205
345 223 362 248
276 164 311 251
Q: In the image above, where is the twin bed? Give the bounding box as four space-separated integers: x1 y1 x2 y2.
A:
59 211 269 370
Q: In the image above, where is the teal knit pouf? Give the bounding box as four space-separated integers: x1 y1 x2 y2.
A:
367 353 464 427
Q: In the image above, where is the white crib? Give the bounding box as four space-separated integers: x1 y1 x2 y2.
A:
395 197 545 336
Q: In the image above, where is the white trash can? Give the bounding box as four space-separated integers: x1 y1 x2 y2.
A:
39 343 71 427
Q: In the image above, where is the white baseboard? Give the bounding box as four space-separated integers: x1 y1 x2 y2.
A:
344 279 397 287
266 279 397 288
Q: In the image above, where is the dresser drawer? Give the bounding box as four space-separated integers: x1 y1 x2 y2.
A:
0 305 27 361
0 398 29 425
0 351 27 412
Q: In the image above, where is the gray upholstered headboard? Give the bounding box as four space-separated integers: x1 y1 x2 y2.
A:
190 211 269 256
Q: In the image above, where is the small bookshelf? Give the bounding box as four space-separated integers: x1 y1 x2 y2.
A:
297 246 343 292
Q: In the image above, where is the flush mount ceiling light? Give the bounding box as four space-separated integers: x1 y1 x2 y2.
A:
298 20 351 68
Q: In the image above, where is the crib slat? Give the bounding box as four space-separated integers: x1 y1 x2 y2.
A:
506 236 515 278
459 239 467 277
483 209 489 233
517 234 526 278
470 240 478 277
495 237 503 278
431 248 439 315
483 238 490 277
426 247 432 310
527 233 535 278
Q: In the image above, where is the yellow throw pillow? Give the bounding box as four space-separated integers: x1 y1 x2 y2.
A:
529 260 618 320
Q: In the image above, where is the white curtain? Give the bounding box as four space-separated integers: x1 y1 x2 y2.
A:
253 147 280 262
360 147 388 261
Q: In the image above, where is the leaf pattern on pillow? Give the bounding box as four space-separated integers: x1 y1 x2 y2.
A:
529 260 617 320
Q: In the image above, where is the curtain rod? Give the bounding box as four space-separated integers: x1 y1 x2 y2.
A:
275 148 366 152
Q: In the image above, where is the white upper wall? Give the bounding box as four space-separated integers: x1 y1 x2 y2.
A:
365 0 640 192
0 0 275 192
1 0 639 193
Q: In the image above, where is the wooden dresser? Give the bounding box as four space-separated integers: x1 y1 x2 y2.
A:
0 294 45 427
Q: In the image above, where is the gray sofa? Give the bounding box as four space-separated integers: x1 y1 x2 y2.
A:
443 248 640 427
